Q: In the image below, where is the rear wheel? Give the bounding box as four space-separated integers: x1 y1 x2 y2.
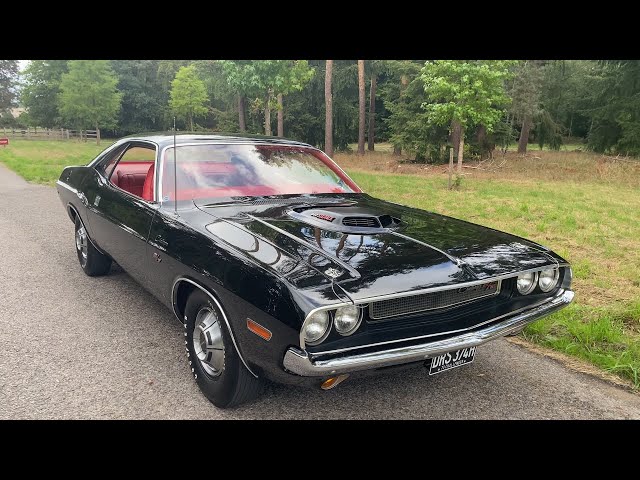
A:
74 217 111 276
184 289 264 408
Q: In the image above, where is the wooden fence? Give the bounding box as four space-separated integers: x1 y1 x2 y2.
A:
1 128 98 140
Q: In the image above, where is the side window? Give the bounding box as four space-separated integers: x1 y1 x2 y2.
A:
99 144 128 179
109 145 156 199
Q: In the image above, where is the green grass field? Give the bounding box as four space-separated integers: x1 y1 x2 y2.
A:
2 139 639 387
0 139 113 185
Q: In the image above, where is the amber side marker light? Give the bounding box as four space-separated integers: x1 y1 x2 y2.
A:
321 374 350 390
247 318 272 341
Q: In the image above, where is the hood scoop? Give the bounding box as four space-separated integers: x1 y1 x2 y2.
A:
288 206 401 233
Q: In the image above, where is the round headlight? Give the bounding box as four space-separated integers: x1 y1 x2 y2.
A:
517 272 538 295
538 268 559 292
334 305 362 336
303 311 330 345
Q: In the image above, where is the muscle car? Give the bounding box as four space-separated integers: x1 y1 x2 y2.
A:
56 134 574 408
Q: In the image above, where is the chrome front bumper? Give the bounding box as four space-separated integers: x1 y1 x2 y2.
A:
283 289 574 377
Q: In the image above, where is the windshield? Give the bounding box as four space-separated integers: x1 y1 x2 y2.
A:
159 144 360 202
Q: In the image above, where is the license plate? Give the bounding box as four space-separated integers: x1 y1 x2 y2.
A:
428 347 476 375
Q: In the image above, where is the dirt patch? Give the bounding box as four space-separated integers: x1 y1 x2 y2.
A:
506 336 638 393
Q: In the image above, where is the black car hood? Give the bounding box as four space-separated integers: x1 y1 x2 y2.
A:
196 193 563 300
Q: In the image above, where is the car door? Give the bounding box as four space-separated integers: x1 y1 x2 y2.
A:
83 141 158 285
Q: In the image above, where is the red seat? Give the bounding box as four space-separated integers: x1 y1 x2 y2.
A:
110 162 153 198
117 170 146 197
142 163 155 201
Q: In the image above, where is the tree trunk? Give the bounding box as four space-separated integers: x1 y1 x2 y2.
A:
96 125 100 145
448 146 454 190
367 74 376 151
450 120 462 159
568 112 573 138
392 74 410 156
238 95 246 132
324 60 334 157
277 93 284 137
457 126 465 174
518 115 531 154
264 90 272 136
357 60 366 155
476 124 487 159
189 113 193 131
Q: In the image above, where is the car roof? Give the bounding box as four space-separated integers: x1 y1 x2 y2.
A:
120 132 314 149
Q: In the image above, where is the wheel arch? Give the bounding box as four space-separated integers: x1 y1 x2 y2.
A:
67 202 79 224
68 203 109 257
171 276 258 378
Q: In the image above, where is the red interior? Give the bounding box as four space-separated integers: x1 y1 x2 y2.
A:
110 162 154 199
142 164 155 201
109 146 360 202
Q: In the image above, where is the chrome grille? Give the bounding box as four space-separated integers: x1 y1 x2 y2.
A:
369 280 500 320
342 216 380 228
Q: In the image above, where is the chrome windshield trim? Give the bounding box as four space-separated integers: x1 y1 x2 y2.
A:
284 289 574 377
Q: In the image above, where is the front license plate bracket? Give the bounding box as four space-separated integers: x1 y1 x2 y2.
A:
427 346 476 375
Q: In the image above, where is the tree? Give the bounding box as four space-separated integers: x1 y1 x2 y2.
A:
509 60 544 153
0 60 19 116
540 60 593 140
357 60 366 155
219 60 314 137
169 65 208 131
21 60 68 128
111 60 168 134
421 60 514 174
277 93 284 137
325 60 334 156
368 72 377 151
581 60 640 156
378 60 422 156
59 60 122 144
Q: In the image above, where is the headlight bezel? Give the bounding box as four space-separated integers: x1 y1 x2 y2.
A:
301 310 331 346
516 271 538 295
538 268 560 292
334 305 363 336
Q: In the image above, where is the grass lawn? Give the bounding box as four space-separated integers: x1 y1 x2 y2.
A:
0 139 113 185
2 139 640 388
338 149 640 388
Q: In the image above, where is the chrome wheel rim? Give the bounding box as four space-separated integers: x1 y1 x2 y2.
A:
192 306 225 377
75 225 88 266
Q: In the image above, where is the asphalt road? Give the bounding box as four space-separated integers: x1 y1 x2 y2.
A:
1 163 639 419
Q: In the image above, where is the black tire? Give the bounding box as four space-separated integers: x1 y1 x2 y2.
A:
184 289 264 408
74 216 112 276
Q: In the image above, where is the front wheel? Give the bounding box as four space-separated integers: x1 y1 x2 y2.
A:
74 216 111 276
184 289 264 408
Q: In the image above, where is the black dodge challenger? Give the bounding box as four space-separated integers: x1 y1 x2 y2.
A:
56 134 574 408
